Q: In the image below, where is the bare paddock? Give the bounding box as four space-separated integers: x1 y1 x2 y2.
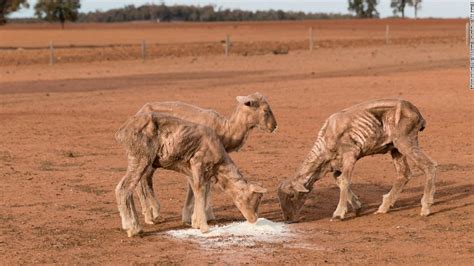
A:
0 19 472 264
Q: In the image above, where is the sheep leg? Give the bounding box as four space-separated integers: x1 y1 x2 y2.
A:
136 168 160 224
181 183 194 224
115 156 151 237
182 181 215 224
334 171 361 215
189 162 209 233
376 149 412 214
204 182 215 221
347 187 362 215
191 185 209 233
332 156 356 221
394 138 437 216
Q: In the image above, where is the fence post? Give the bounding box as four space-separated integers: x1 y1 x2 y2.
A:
225 35 230 56
309 27 314 51
385 25 390 45
141 40 146 62
49 41 54 65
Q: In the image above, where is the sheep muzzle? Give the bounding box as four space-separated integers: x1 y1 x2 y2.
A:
277 184 307 223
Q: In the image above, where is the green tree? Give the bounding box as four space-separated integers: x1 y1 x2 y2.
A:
34 0 81 29
391 0 407 18
391 0 422 18
0 0 29 25
348 0 379 18
77 3 355 23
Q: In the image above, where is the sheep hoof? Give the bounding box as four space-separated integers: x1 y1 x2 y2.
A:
331 207 347 221
420 208 431 217
191 217 199 229
145 216 164 225
374 209 388 215
354 207 362 216
182 214 192 225
200 224 209 233
330 215 345 222
127 227 143 237
144 209 161 225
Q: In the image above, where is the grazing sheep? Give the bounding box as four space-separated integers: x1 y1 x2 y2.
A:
135 92 277 224
278 99 437 222
115 112 266 237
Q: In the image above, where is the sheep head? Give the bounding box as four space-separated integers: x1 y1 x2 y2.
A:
277 180 309 223
231 182 267 223
236 92 277 133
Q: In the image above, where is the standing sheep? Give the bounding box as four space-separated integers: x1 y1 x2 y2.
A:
115 112 266 237
278 99 437 222
135 92 277 224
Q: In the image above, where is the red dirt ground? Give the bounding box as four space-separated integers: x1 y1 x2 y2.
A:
0 19 473 264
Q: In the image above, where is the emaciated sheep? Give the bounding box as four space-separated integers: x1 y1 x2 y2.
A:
115 112 266 237
278 99 437 222
135 92 277 224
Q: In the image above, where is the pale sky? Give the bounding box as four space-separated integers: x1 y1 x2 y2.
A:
10 0 469 19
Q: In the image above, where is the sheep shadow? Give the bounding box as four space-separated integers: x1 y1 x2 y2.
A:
234 180 472 223
141 180 473 236
296 180 473 223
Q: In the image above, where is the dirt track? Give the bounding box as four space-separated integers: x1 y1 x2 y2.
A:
1 19 473 264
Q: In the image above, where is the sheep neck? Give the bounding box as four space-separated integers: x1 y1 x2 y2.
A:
216 161 246 198
220 105 255 152
293 142 331 190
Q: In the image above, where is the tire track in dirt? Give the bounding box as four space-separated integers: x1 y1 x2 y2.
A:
0 70 270 94
0 58 466 95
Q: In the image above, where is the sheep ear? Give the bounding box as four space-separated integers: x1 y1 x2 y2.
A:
250 183 267 193
292 182 309 193
278 183 290 193
236 96 249 103
237 96 259 107
253 92 266 101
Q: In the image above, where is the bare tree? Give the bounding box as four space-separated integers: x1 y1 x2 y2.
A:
411 0 422 19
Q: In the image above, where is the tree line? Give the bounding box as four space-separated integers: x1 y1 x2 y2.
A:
348 0 421 18
1 0 423 27
77 4 354 23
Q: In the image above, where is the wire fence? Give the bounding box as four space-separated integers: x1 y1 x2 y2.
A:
0 26 465 66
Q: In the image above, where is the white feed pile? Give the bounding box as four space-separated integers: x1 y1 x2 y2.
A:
166 218 292 248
